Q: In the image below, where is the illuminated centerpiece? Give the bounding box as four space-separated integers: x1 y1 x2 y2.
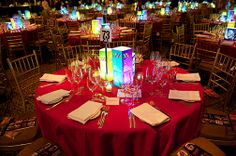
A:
92 19 101 35
112 46 133 87
24 10 31 20
99 48 113 81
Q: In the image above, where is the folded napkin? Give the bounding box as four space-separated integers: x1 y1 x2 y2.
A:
161 61 179 67
176 73 201 82
117 89 142 98
168 90 201 102
40 73 66 83
122 29 133 33
131 103 170 126
67 101 103 124
37 89 70 104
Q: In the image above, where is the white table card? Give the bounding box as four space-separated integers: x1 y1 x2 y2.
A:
105 97 120 105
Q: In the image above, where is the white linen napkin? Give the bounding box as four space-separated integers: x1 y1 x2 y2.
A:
40 73 66 83
130 103 170 126
67 101 103 124
161 61 179 67
176 73 201 82
168 90 201 102
37 89 70 104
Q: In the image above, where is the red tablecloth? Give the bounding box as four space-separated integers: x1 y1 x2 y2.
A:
0 28 37 47
35 60 204 156
196 38 236 58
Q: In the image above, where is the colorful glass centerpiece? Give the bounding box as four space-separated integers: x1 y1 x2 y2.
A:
112 46 133 87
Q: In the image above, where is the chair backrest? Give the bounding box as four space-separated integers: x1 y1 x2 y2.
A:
194 40 220 72
34 16 44 25
5 32 26 60
193 23 210 34
176 24 185 43
62 45 82 62
207 52 236 107
161 17 173 42
169 43 195 71
7 50 40 112
119 19 137 30
81 39 101 56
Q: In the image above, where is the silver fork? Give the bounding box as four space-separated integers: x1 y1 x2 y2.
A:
128 109 136 128
98 106 109 128
131 113 136 128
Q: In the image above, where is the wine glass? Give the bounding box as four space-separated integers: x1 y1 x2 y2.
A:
86 77 97 95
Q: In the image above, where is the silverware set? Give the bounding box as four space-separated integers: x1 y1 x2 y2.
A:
98 106 110 128
128 109 136 128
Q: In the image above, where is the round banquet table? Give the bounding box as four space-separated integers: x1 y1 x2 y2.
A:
35 60 204 156
196 38 236 58
0 27 38 47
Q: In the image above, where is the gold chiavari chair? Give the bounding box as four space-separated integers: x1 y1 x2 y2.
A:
175 24 185 43
199 53 236 146
30 25 48 62
5 31 27 60
61 45 82 66
192 22 210 43
193 40 220 73
169 43 195 71
118 19 137 30
204 52 236 109
160 17 174 44
136 22 153 58
7 50 41 112
82 39 102 56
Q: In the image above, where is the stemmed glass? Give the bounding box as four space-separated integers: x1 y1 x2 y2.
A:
86 77 97 94
87 68 98 98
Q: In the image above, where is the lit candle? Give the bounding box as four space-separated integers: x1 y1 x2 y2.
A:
106 82 112 92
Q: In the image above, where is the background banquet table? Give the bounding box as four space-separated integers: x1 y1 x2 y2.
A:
196 38 236 58
35 60 204 156
0 27 38 47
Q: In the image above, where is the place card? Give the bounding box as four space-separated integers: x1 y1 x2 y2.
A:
105 97 120 105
